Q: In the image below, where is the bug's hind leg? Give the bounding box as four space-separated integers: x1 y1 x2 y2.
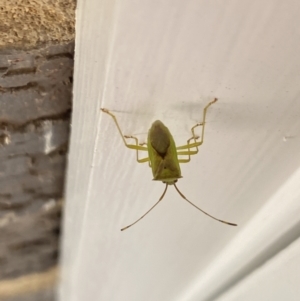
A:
176 134 200 163
194 97 218 147
138 141 152 167
176 98 218 163
124 135 150 163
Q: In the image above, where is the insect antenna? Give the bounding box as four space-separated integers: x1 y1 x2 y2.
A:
121 184 169 231
174 183 237 226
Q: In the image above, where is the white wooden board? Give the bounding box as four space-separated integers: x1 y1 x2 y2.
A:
60 1 300 300
215 237 300 301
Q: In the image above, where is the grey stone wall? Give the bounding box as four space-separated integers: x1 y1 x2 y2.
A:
0 42 74 300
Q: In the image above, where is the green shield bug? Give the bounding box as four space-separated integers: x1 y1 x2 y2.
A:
101 98 237 231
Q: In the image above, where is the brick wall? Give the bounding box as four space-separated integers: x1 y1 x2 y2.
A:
0 42 74 301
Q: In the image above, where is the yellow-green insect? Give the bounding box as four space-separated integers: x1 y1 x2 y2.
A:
101 98 237 231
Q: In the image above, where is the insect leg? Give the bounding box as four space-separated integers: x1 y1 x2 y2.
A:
176 135 200 163
195 97 218 147
101 108 149 163
124 135 150 163
176 98 218 163
138 142 152 167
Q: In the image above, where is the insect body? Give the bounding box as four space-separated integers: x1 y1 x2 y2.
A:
148 120 181 183
101 98 237 230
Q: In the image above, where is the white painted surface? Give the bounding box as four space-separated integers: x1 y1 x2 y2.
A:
179 167 300 301
215 237 300 301
60 1 300 300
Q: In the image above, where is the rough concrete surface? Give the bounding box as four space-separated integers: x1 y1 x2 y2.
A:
0 0 76 49
0 42 74 300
